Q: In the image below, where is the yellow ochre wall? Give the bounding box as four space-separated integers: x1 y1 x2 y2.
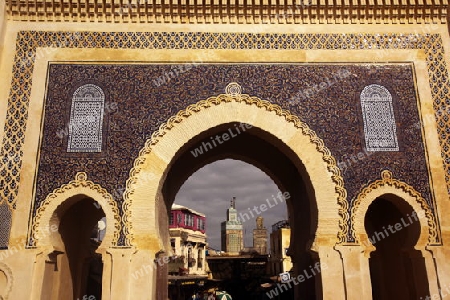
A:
0 5 449 299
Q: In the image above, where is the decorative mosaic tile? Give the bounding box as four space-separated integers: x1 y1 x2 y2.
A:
39 63 431 245
0 31 448 246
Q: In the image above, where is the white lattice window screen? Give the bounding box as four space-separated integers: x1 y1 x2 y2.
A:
361 84 399 151
67 84 105 152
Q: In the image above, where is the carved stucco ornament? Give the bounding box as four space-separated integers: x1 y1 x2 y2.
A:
350 170 439 245
31 172 121 247
122 91 349 246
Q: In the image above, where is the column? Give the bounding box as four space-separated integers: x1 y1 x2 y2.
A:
107 248 132 300
99 249 112 300
30 251 47 300
427 245 450 297
335 245 373 300
417 248 440 299
156 251 168 300
316 246 346 300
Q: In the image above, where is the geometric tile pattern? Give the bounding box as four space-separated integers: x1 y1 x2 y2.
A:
0 31 449 246
42 63 430 246
0 202 12 249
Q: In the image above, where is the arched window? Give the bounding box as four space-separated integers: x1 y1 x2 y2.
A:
67 84 105 152
360 84 399 151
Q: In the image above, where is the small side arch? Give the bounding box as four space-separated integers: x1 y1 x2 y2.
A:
30 172 121 249
0 262 13 300
351 170 439 249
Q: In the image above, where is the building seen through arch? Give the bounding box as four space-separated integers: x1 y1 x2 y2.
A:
221 197 244 255
252 216 268 255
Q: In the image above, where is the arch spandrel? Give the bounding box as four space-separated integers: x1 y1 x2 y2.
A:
351 170 439 248
30 172 121 248
123 88 349 249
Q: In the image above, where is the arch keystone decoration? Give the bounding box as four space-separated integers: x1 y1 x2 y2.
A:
122 91 349 247
225 82 243 96
351 170 440 246
30 172 121 248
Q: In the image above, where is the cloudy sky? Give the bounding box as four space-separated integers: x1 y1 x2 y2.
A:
174 159 287 250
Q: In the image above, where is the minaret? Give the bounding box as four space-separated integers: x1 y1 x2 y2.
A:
221 197 244 254
227 197 238 222
253 216 268 254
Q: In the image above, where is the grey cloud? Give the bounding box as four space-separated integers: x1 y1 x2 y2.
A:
175 159 287 250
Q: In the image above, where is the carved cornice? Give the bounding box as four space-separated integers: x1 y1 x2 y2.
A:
123 92 349 246
5 0 448 24
350 170 440 245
